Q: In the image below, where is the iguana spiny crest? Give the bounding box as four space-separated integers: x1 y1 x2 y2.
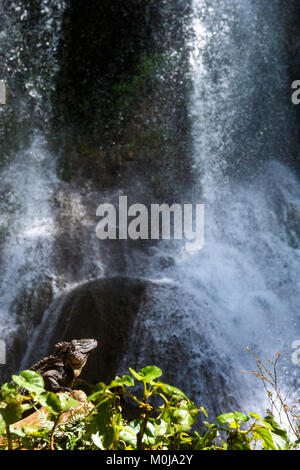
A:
30 339 98 393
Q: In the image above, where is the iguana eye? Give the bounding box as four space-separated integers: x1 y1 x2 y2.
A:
70 357 82 365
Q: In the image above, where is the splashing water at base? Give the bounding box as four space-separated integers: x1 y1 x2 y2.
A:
180 0 300 411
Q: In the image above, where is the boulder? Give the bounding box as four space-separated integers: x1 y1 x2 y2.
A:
22 276 240 417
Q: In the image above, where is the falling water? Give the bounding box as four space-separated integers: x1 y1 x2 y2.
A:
178 0 300 410
0 1 65 372
121 0 300 416
0 0 299 420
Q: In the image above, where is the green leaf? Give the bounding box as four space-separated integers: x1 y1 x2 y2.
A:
20 370 44 387
253 425 276 450
217 411 249 427
58 394 78 413
21 403 34 413
153 417 168 437
0 402 22 425
195 424 218 449
263 416 289 450
88 390 107 403
129 366 162 383
103 425 117 449
36 392 61 414
88 383 107 403
227 431 252 450
119 425 137 447
153 381 188 399
0 414 5 435
160 400 198 436
12 370 44 394
10 426 26 438
249 412 273 429
1 382 17 397
85 398 113 436
108 375 135 388
173 403 198 432
120 419 156 447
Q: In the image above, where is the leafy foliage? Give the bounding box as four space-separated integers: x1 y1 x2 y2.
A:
0 361 298 450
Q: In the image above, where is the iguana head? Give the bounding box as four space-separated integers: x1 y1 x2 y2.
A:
55 339 98 378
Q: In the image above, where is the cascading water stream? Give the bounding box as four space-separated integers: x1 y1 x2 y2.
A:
121 0 300 417
0 136 57 337
0 1 66 372
177 0 300 409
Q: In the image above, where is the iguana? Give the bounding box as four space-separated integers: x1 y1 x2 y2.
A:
28 339 98 393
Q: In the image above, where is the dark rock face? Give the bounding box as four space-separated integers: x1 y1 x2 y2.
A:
22 276 239 417
0 279 54 383
51 0 193 194
24 277 148 383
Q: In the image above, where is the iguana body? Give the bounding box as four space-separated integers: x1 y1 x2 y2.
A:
30 339 98 393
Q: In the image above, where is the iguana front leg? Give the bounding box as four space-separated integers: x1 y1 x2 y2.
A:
43 370 72 393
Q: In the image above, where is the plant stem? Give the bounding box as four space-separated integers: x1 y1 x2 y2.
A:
6 425 12 450
137 410 150 450
50 413 61 450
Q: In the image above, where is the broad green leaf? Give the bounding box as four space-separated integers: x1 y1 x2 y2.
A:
129 366 162 383
217 411 249 427
172 403 198 432
12 370 44 394
1 382 17 397
85 398 113 436
0 402 22 425
58 394 78 412
195 424 218 449
173 408 193 431
160 401 198 436
108 375 135 388
154 417 168 437
263 416 289 450
253 425 276 450
20 370 44 388
121 419 156 447
103 425 117 449
249 412 273 429
119 424 137 447
153 381 188 399
36 391 61 414
21 403 34 413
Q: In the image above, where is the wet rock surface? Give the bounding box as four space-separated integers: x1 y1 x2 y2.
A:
22 276 239 417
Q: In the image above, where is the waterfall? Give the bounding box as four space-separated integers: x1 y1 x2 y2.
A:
0 1 65 373
180 0 300 409
0 0 299 420
120 0 300 416
0 137 56 336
